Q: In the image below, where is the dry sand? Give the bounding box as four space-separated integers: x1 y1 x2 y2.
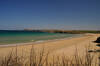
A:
0 34 99 58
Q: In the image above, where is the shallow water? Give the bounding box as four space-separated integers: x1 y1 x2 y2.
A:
0 30 80 45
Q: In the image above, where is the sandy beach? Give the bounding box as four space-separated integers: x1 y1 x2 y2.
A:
0 34 99 58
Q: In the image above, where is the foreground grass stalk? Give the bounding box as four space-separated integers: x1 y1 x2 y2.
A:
0 45 98 66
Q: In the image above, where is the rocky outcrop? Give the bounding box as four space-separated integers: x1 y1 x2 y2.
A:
94 37 100 43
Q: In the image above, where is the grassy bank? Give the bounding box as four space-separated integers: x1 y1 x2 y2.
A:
24 29 100 34
42 30 100 34
0 46 98 66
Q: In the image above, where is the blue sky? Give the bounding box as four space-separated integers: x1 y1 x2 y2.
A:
0 0 100 30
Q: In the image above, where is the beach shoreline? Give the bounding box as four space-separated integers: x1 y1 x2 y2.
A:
0 34 82 48
0 33 99 57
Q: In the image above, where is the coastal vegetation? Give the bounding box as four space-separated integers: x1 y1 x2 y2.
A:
1 29 100 34
40 30 100 34
0 46 98 66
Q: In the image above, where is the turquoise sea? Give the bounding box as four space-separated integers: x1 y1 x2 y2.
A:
0 30 80 45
